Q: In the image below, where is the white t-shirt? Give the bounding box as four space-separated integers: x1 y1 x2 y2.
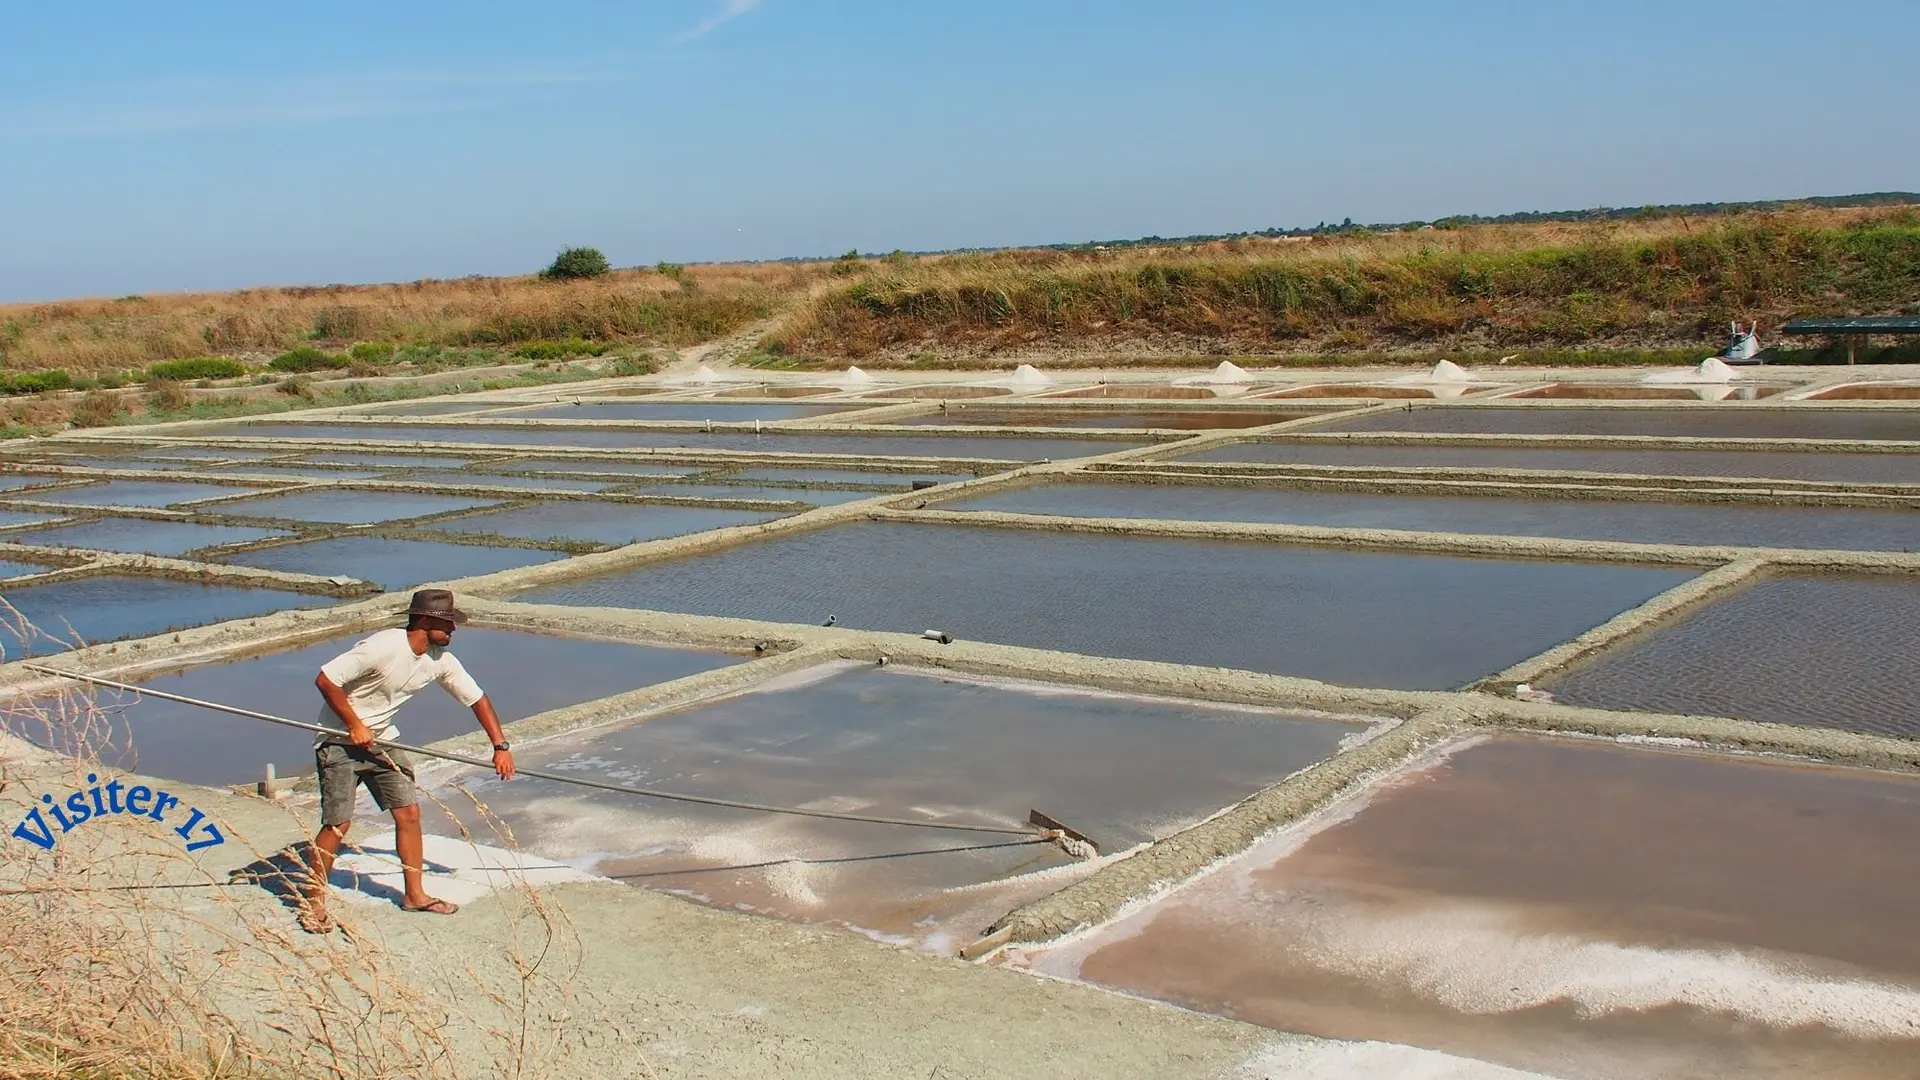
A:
315 627 485 745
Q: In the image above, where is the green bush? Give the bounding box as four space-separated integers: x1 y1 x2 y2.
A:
511 339 609 360
1 370 74 395
267 346 350 373
349 341 396 363
541 246 612 280
655 261 685 279
148 356 245 381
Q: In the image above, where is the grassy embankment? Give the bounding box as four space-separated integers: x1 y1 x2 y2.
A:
0 262 821 436
758 206 1920 368
4 207 1916 437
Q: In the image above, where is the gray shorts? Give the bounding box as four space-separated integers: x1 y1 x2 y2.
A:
316 742 417 826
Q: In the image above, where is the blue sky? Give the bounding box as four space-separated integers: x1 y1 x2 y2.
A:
2 1 1915 300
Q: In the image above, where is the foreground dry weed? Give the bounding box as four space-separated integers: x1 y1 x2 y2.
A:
0 645 607 1080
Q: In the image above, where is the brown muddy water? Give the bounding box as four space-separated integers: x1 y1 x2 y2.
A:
425 664 1367 954
1179 441 1920 485
890 408 1310 430
433 502 787 546
1510 384 1790 401
1016 734 1920 1080
1049 385 1221 399
1544 573 1920 737
218 536 569 591
0 575 333 656
860 385 1014 399
950 482 1920 551
1323 406 1920 441
1264 385 1493 399
492 402 859 421
514 521 1694 690
8 519 286 557
1808 384 1920 400
0 627 740 786
212 488 502 524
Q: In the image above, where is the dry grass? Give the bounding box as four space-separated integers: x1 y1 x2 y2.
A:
0 262 826 375
0 614 616 1079
764 206 1920 360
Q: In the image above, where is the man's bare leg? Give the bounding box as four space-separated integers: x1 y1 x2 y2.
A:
301 821 350 930
391 804 456 913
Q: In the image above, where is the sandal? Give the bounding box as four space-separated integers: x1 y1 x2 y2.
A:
297 906 336 935
400 897 459 915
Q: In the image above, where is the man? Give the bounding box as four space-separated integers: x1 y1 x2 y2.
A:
298 589 515 934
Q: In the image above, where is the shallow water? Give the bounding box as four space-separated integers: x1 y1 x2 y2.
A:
199 465 387 481
181 423 1150 460
1019 734 1920 1080
729 467 976 486
15 479 264 508
1546 574 1920 737
426 665 1364 953
1180 441 1920 485
353 401 509 416
297 452 479 469
0 558 54 578
631 483 879 506
0 509 63 529
219 535 569 590
1321 406 1920 441
0 575 331 656
435 502 786 546
9 519 286 557
891 408 1309 430
2 627 739 785
212 488 501 524
393 470 622 492
517 521 1693 689
492 402 857 421
482 458 699 477
952 482 1920 551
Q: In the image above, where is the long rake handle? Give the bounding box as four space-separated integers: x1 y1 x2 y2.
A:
21 664 1040 839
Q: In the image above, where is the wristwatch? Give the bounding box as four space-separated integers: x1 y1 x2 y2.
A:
493 741 511 752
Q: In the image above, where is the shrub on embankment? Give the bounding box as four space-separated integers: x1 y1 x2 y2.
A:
767 209 1920 359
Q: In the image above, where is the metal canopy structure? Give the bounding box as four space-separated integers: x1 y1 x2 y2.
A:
1781 316 1920 363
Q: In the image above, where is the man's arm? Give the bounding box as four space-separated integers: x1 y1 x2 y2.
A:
470 696 516 780
316 672 375 748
